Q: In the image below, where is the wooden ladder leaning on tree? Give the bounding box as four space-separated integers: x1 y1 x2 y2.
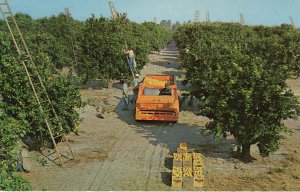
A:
0 0 74 167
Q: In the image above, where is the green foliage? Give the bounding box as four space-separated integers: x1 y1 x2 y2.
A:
160 19 172 29
3 13 172 83
0 26 82 146
172 21 182 31
0 116 20 171
142 22 173 51
36 13 84 69
35 156 47 167
0 115 31 190
1 13 84 189
78 15 172 83
0 171 31 191
174 23 300 160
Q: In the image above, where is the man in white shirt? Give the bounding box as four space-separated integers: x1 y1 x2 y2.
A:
122 80 129 110
131 74 140 103
125 48 135 72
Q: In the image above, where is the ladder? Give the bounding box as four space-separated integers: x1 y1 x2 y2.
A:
107 2 135 78
108 1 118 19
125 54 136 78
153 17 157 23
0 0 74 167
205 10 210 23
240 13 245 25
289 16 295 27
194 10 200 23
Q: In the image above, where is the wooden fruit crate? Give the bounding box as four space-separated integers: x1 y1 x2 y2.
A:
177 141 189 153
173 153 183 161
193 171 204 177
173 159 182 168
192 152 203 161
183 160 192 167
183 176 194 187
177 148 188 153
182 153 192 161
172 175 182 188
193 160 203 167
172 167 182 173
193 176 204 188
193 166 203 172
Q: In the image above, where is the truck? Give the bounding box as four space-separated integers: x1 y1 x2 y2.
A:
135 74 179 122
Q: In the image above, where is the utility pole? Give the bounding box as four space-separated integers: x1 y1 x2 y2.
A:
108 1 118 19
206 10 210 23
289 16 295 27
240 13 245 25
194 10 200 23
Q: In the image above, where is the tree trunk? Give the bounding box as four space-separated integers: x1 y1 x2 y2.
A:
107 79 113 89
241 144 251 162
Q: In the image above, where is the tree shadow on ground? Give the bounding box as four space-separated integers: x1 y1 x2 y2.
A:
114 97 235 159
161 172 172 186
81 79 105 89
164 156 173 170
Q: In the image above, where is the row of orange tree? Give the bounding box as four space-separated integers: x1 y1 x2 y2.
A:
174 23 300 161
78 14 172 83
0 13 172 190
0 17 82 189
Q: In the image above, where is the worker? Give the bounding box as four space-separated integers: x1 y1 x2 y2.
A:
122 79 129 111
124 47 135 72
159 83 171 95
131 74 140 103
93 97 105 118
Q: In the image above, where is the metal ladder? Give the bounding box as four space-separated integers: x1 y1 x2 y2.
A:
0 0 74 167
108 2 136 78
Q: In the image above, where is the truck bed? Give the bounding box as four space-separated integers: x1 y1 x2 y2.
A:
135 75 179 122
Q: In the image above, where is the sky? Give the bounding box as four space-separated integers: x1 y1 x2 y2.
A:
4 0 300 26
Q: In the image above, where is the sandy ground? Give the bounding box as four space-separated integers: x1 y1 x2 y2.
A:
22 42 300 191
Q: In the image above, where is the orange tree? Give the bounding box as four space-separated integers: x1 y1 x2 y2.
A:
0 17 83 187
0 28 82 145
0 115 31 190
0 14 84 189
174 23 300 161
77 15 172 83
36 13 84 69
142 21 173 51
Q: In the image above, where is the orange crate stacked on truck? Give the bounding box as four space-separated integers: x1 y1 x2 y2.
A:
135 74 179 122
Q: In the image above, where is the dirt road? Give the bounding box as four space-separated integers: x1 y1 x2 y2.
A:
23 42 300 190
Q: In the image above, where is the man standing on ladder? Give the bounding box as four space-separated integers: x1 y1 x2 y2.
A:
124 47 136 73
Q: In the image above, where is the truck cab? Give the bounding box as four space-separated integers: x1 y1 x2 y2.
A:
135 75 179 122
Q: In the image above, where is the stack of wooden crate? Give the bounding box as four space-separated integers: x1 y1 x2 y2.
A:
192 152 204 187
171 142 204 188
171 153 183 187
